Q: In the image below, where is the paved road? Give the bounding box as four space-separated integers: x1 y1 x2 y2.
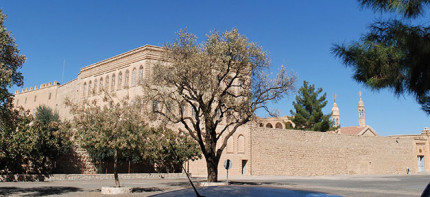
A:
229 174 430 197
0 174 428 196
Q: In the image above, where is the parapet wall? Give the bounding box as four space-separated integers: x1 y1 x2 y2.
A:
251 128 416 176
15 81 60 95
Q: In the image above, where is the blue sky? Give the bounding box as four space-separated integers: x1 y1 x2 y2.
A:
1 0 428 136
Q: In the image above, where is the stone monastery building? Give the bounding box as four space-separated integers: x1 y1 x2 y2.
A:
14 45 430 176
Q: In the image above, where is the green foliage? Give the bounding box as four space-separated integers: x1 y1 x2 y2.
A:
66 97 147 162
0 109 32 174
284 121 294 129
146 127 201 173
0 10 25 114
35 105 59 124
290 81 332 132
0 10 67 176
0 108 70 175
66 96 148 186
66 93 201 185
27 119 71 175
359 0 430 19
333 0 430 114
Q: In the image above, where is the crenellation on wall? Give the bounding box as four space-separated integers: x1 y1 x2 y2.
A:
15 81 61 95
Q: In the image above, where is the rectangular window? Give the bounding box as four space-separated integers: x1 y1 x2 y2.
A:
34 95 37 102
48 93 52 100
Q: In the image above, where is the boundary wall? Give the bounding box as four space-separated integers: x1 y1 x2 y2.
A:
250 128 416 176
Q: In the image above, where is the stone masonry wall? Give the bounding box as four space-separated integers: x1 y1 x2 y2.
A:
251 128 416 176
188 125 251 177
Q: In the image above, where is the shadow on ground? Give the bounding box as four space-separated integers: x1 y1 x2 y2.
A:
150 186 344 197
133 187 165 193
163 181 192 187
230 181 296 186
0 186 81 196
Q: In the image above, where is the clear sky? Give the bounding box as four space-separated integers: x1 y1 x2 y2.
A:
1 0 428 136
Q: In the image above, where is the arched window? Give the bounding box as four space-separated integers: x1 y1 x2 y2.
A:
266 123 273 128
83 82 87 97
99 78 103 93
238 135 245 153
132 68 137 87
88 80 92 96
118 72 122 90
139 65 144 84
111 74 116 92
285 121 294 129
259 123 264 127
105 76 109 92
125 70 129 88
275 122 283 129
94 79 98 94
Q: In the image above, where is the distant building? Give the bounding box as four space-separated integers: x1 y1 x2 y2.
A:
330 92 379 137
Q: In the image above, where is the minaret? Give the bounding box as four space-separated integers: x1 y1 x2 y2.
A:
358 91 366 127
331 93 340 127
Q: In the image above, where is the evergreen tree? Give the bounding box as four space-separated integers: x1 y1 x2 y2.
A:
290 81 331 132
333 0 430 114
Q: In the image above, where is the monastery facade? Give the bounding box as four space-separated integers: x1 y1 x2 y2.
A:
14 45 430 176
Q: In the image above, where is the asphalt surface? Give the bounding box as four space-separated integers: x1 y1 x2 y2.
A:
0 174 428 196
229 174 430 197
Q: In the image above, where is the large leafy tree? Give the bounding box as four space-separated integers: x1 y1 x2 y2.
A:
31 106 71 176
0 109 32 174
0 107 70 177
0 10 60 177
0 10 25 120
66 93 200 186
143 28 296 182
66 96 148 187
333 0 430 114
290 81 331 132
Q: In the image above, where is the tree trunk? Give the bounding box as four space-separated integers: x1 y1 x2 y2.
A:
113 148 120 187
205 156 219 182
